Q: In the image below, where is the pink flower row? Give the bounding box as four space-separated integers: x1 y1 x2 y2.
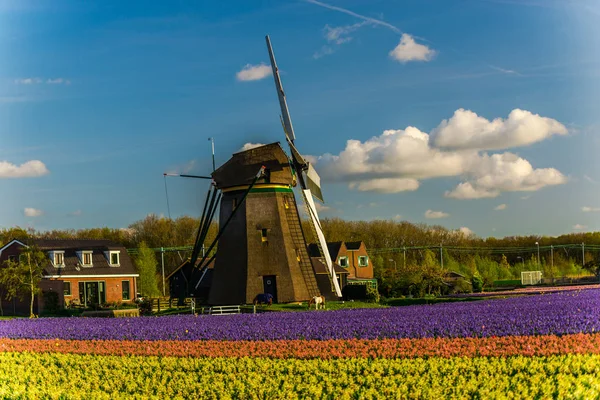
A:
2 333 599 359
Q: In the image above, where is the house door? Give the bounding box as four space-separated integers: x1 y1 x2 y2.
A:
80 282 107 306
262 275 277 303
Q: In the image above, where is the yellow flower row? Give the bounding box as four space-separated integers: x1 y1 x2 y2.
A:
1 352 599 399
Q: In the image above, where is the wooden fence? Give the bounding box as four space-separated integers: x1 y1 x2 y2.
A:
148 297 192 312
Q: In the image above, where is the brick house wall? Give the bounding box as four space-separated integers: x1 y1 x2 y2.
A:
308 241 374 281
0 239 138 314
54 276 137 306
343 242 374 280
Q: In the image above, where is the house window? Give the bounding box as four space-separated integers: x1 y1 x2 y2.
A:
109 251 120 266
338 256 348 268
261 228 268 242
82 252 93 266
7 255 17 263
358 256 369 267
122 281 130 300
53 251 65 267
64 282 71 296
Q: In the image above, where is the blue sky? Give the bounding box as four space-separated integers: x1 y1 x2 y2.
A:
1 0 599 238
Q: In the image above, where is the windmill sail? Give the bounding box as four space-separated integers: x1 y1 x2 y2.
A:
303 189 342 296
266 35 341 298
305 164 323 203
266 35 296 143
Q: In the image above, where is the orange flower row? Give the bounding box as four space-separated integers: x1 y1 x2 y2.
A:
2 333 600 359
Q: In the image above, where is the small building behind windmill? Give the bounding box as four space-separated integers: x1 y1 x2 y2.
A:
167 258 215 305
307 241 375 286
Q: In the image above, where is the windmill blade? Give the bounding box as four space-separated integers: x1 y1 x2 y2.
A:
266 35 296 143
305 164 324 203
287 138 307 168
303 189 342 297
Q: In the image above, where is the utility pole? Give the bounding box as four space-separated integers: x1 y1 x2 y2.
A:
208 137 216 172
535 241 540 268
582 242 585 269
550 245 554 284
440 244 443 269
161 247 165 297
403 246 406 269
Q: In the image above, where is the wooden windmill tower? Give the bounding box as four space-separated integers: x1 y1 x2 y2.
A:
207 36 342 305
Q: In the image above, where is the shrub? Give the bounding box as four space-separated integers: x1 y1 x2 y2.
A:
137 299 154 316
471 273 484 293
41 291 60 315
365 286 380 303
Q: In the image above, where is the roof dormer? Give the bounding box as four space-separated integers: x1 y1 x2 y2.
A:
49 251 65 268
76 250 93 267
104 250 120 267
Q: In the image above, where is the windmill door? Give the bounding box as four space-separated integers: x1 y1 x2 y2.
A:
263 276 278 303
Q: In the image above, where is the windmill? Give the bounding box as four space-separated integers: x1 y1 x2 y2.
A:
265 35 342 298
171 36 342 306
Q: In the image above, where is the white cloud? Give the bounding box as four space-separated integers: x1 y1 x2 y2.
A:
67 210 82 217
430 109 568 150
494 204 507 210
313 46 334 59
521 195 531 200
239 142 266 152
236 64 272 81
314 21 370 59
573 224 587 230
14 77 70 85
46 78 70 85
392 214 402 221
389 34 436 63
444 153 566 199
315 110 566 198
582 206 600 212
24 208 43 217
14 78 42 85
348 178 420 193
324 21 369 44
314 202 331 213
0 160 49 178
459 226 474 237
425 210 449 219
305 0 401 34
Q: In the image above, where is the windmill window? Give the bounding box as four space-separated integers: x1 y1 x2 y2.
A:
232 198 237 211
295 248 301 262
358 256 369 267
261 228 268 242
338 256 348 268
283 198 289 209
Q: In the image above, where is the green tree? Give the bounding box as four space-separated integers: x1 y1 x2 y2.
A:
0 246 47 317
134 241 160 297
471 272 484 293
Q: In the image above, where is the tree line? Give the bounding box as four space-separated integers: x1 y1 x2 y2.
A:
2 215 599 299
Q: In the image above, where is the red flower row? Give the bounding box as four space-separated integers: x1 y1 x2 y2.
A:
2 333 600 359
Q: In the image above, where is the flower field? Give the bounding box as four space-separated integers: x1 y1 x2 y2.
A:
1 288 599 398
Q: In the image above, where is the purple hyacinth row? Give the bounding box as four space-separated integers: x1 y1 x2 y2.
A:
1 290 598 341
